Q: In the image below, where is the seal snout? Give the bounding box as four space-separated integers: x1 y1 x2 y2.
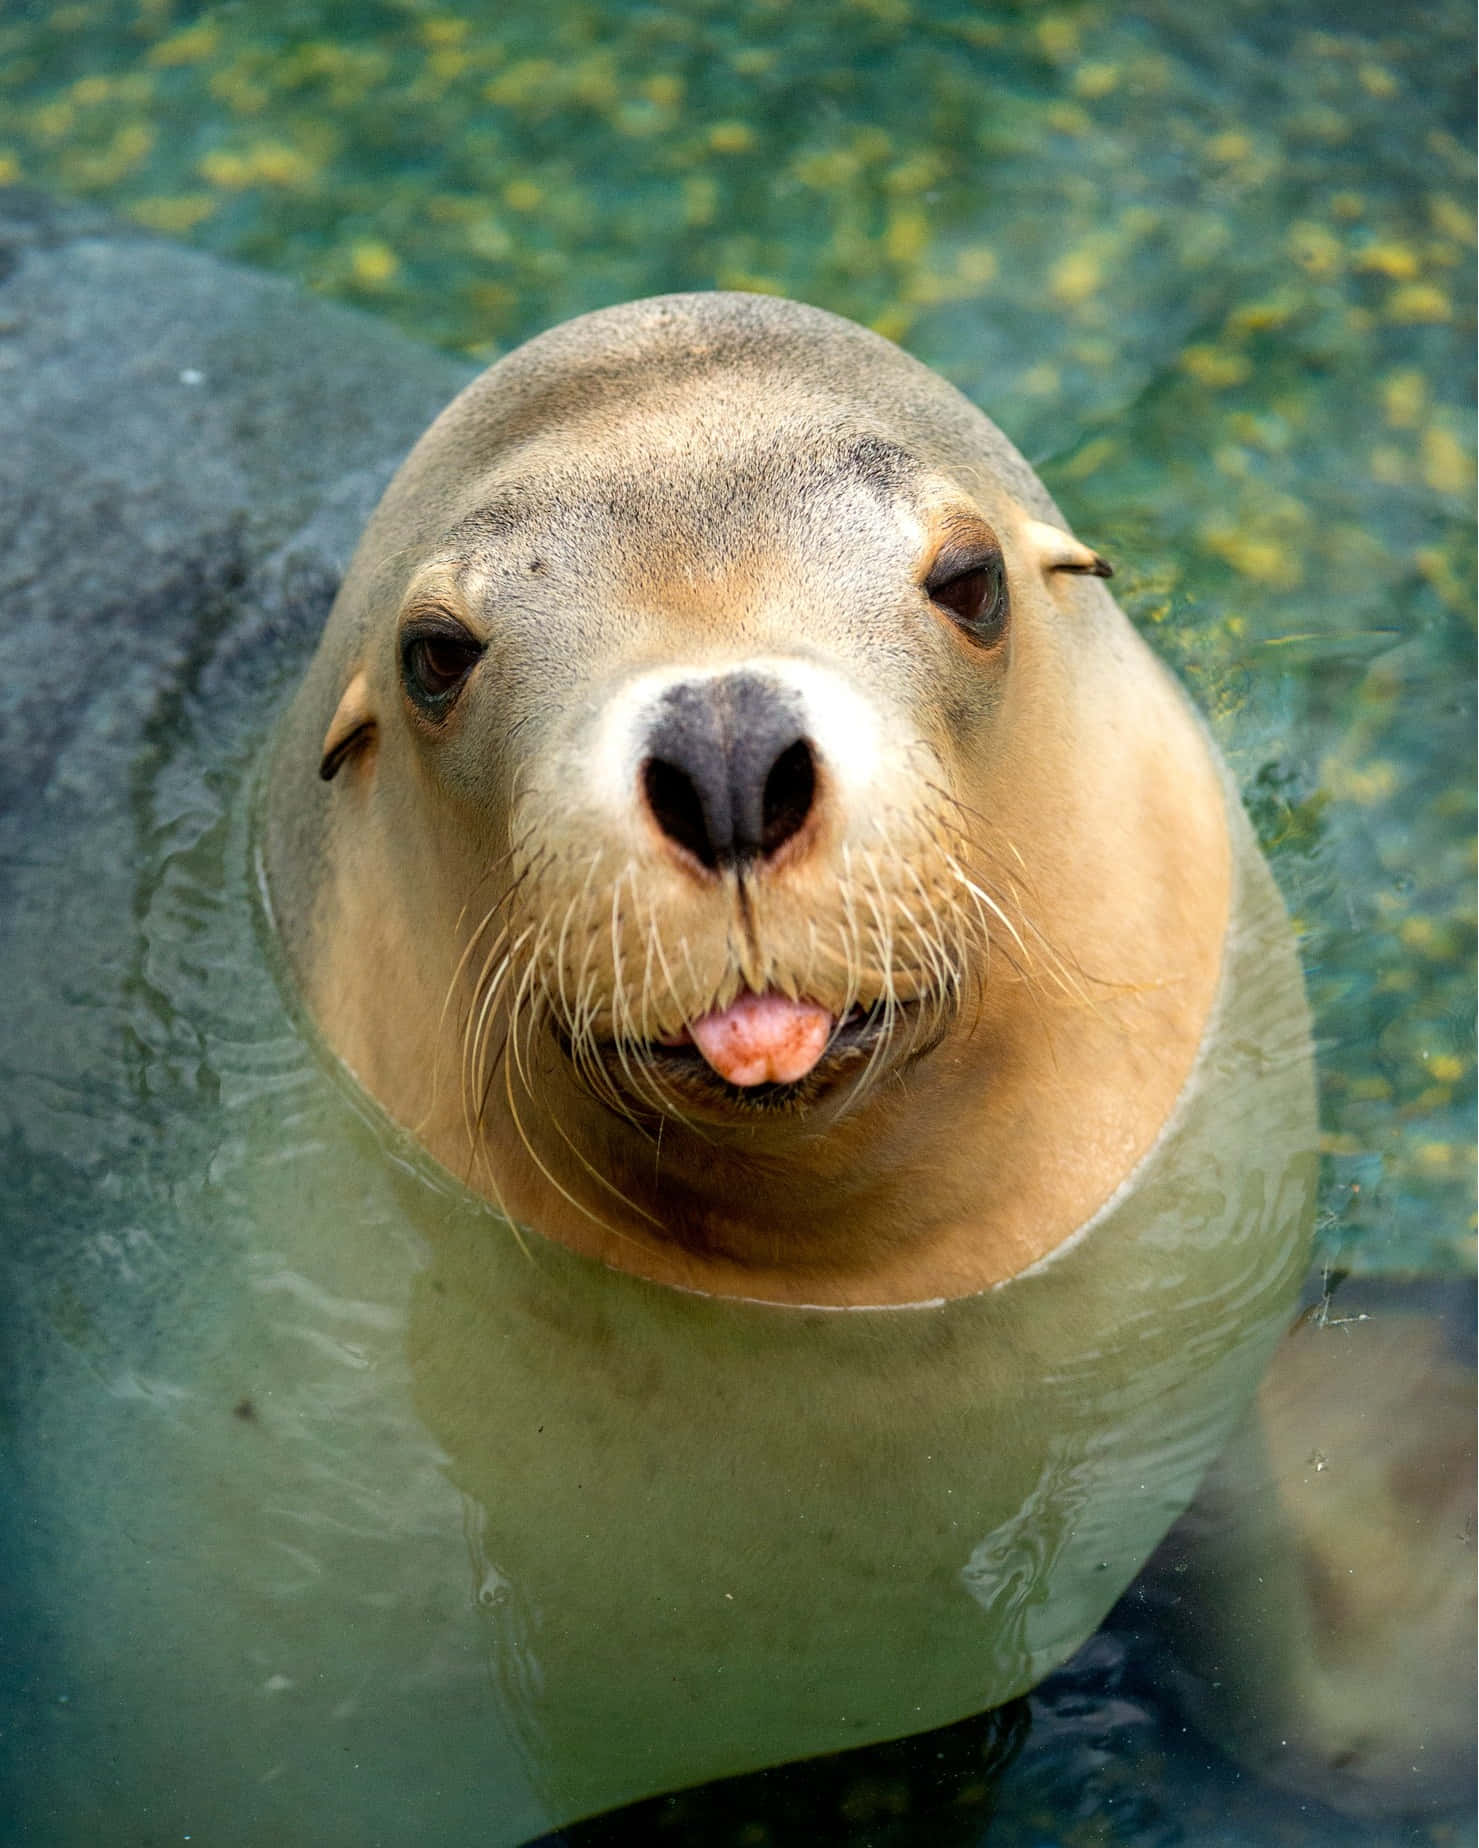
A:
640 674 818 872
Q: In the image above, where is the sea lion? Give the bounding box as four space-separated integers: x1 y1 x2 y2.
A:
262 290 1242 1309
256 292 1351 1828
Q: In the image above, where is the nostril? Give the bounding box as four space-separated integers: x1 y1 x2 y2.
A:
641 676 819 872
643 757 719 870
761 738 816 857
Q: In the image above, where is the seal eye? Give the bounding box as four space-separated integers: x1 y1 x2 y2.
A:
401 620 485 712
926 552 1009 647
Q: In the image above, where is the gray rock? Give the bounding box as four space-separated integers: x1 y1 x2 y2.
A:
0 186 473 831
0 188 473 1164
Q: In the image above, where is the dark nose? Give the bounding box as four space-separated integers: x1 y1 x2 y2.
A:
641 674 818 871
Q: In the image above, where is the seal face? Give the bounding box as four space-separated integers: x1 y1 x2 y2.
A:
263 291 1232 1305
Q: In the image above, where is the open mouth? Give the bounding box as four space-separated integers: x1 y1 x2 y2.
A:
582 992 922 1115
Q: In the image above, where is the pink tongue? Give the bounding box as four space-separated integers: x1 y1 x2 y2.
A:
687 992 835 1087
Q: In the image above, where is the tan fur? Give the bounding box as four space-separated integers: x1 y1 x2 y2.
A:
264 292 1230 1305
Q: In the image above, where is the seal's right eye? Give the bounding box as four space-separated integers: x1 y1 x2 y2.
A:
400 619 485 713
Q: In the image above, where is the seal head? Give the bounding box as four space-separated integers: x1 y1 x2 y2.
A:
263 292 1230 1304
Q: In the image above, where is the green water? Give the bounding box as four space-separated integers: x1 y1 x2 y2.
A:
2 0 1473 1273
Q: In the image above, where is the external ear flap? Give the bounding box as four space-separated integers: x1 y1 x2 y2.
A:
319 670 377 782
1023 518 1113 580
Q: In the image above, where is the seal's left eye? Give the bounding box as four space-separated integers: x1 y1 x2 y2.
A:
926 553 1009 647
401 621 485 711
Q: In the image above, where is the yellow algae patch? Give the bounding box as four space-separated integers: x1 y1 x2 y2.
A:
147 22 220 67
1414 545 1469 609
485 59 560 107
1206 130 1252 163
61 122 155 189
715 269 787 297
502 179 543 212
869 306 915 343
466 278 516 317
1420 425 1472 496
884 208 929 265
682 175 717 227
127 193 218 233
1070 335 1115 369
730 48 775 76
1056 436 1118 482
1386 282 1451 323
899 273 948 306
642 73 684 108
1201 526 1304 589
199 141 320 190
1180 345 1252 389
569 58 620 110
1022 363 1060 397
70 75 114 106
1428 194 1474 244
199 150 252 189
1044 102 1091 137
1329 191 1365 220
1357 62 1399 98
1428 1055 1468 1085
1225 293 1298 335
418 17 471 47
350 241 400 287
1049 246 1102 307
0 153 21 184
1381 369 1427 428
464 216 512 260
1398 917 1444 953
1034 16 1080 63
207 66 270 116
248 141 319 186
1071 62 1120 100
955 245 997 286
1413 1143 1459 1172
883 152 942 195
1286 220 1343 279
425 47 470 83
1355 242 1420 280
708 121 756 153
1319 756 1399 804
30 100 77 143
793 148 860 190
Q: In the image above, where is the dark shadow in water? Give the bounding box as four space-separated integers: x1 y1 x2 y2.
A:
542 1698 1030 1848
